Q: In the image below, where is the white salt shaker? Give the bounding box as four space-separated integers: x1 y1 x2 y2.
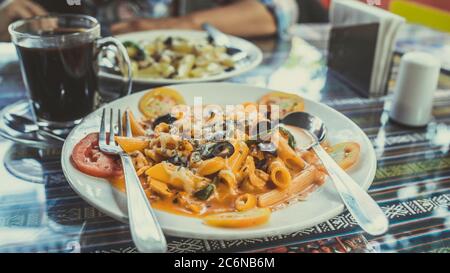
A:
389 51 441 127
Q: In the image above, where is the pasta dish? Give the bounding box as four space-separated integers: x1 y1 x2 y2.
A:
123 36 235 80
71 87 360 228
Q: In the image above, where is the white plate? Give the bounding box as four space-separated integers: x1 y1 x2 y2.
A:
61 83 377 240
103 30 263 85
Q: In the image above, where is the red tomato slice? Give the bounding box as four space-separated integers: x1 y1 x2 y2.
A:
71 133 123 178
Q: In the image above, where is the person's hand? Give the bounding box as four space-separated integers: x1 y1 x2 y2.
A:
0 0 47 40
111 16 196 35
1 0 46 19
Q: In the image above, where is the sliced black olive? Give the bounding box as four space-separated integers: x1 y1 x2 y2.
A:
279 126 297 150
257 142 277 155
224 67 234 72
199 141 235 160
152 114 177 129
207 35 214 44
123 41 146 61
164 37 173 47
194 184 215 200
212 141 235 158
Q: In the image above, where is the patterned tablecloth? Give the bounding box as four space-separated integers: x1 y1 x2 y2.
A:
0 24 449 253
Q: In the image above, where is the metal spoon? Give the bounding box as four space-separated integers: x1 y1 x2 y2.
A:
202 23 248 63
5 114 66 142
281 111 389 236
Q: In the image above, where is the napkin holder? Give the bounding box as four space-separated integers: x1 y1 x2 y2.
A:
327 23 380 97
327 0 405 97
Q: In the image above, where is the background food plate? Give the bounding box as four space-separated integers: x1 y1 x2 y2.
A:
61 83 377 240
102 30 263 85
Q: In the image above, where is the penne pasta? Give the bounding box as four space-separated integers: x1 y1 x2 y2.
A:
274 131 306 171
197 157 226 176
243 157 266 190
235 193 257 211
258 166 317 207
144 148 163 163
225 140 249 174
136 165 151 177
255 169 269 182
315 170 327 186
131 151 149 170
268 158 292 190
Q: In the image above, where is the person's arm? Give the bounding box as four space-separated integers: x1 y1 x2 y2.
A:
111 0 277 37
187 0 278 37
0 0 47 41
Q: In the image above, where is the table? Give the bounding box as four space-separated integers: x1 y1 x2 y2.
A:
0 24 449 253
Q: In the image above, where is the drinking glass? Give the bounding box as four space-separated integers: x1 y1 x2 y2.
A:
9 14 132 130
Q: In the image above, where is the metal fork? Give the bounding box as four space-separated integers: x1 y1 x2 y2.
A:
99 108 167 253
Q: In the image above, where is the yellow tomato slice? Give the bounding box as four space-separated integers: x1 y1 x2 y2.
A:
203 208 271 228
138 87 186 120
258 91 305 117
328 142 360 170
115 136 149 153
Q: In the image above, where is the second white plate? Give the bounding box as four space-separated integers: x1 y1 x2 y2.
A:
104 30 263 85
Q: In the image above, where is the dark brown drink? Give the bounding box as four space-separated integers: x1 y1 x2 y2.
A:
10 14 132 129
16 29 98 123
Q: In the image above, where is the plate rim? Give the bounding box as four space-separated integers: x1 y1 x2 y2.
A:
0 100 63 149
102 29 264 84
61 82 377 240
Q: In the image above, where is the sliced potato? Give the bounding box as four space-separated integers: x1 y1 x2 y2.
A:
203 208 271 228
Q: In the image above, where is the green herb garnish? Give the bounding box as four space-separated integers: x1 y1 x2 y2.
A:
123 41 146 61
279 126 297 150
193 184 215 200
